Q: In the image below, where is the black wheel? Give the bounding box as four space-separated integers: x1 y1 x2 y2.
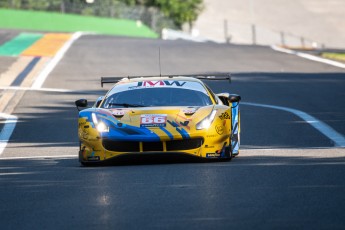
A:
223 145 233 161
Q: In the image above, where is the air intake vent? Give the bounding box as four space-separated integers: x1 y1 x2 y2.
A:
143 142 163 151
103 138 204 152
166 138 203 151
102 140 140 152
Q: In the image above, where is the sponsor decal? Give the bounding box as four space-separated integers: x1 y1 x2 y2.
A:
206 153 221 158
206 135 218 138
138 81 187 87
129 80 187 89
140 114 167 127
219 112 230 120
215 125 224 135
87 156 100 161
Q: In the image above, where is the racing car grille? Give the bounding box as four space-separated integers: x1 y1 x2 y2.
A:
102 140 140 152
166 138 204 151
142 142 163 151
103 138 204 153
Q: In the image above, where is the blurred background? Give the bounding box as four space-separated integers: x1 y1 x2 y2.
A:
194 0 345 49
0 0 344 49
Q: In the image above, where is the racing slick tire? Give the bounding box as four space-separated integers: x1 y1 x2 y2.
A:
222 145 233 161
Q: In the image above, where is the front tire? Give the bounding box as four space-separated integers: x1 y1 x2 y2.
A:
223 145 232 161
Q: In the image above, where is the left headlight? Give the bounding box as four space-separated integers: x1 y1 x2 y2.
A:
196 110 217 130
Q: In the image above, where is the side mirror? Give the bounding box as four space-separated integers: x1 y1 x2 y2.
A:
75 99 88 111
216 93 230 106
229 94 241 103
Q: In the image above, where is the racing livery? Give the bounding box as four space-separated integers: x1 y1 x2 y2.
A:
75 75 241 165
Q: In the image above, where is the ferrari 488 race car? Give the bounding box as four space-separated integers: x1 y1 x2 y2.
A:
75 74 241 165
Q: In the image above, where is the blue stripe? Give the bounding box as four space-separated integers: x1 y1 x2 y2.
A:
176 127 190 139
167 120 189 139
160 127 173 140
11 56 41 86
167 120 179 127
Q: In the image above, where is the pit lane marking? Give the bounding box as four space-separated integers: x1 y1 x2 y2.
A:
31 32 83 89
242 102 345 147
0 32 82 157
22 33 72 57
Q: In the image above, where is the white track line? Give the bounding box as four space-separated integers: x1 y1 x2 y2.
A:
0 86 72 92
0 155 77 160
242 102 345 147
0 32 82 157
0 113 18 156
271 45 345 69
31 31 83 89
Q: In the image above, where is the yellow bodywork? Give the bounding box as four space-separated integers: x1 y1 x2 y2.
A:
77 76 239 163
78 105 233 162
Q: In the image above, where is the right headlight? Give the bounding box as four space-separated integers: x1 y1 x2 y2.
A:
196 110 217 130
92 113 109 133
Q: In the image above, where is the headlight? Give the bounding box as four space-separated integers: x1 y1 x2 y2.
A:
96 122 109 132
196 110 217 130
92 113 109 133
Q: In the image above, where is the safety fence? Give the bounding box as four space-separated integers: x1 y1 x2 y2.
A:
0 0 177 34
223 20 324 49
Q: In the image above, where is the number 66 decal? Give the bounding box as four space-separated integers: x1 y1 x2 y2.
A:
140 114 167 127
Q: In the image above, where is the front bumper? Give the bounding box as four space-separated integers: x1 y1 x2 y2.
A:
79 136 231 164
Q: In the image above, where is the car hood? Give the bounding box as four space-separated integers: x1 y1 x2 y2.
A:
79 106 214 141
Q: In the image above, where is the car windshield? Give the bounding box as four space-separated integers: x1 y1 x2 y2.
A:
101 87 212 108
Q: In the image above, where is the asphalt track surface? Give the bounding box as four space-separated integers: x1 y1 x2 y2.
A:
1 35 345 229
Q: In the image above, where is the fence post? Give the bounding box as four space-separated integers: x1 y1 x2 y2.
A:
251 24 256 45
280 32 285 47
321 44 325 51
60 1 65 14
300 37 305 48
224 19 230 44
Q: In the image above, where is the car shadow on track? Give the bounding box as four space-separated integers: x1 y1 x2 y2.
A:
2 154 344 169
80 153 232 167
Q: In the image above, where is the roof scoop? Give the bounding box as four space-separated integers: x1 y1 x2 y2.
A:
183 108 197 115
112 109 125 118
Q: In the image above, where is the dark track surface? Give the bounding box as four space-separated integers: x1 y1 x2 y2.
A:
1 35 345 229
1 156 345 229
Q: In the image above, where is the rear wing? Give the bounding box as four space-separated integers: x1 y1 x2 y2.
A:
101 73 231 87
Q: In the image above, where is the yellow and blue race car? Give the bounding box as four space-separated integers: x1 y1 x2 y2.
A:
75 74 241 165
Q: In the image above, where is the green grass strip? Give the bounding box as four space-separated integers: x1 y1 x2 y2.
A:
322 53 345 62
0 32 43 56
0 9 158 38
